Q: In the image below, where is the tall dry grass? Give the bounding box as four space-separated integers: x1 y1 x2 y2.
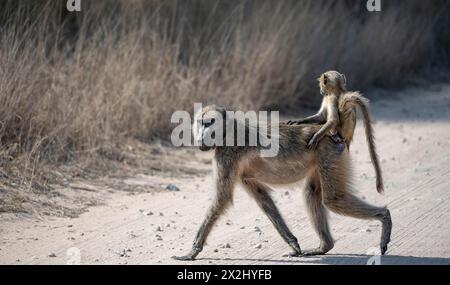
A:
0 0 449 195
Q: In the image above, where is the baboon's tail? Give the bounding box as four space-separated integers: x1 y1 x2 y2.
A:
341 92 384 194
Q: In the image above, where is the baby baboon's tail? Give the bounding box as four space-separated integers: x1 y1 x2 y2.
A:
341 92 384 194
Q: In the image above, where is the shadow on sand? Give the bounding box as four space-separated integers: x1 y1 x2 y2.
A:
201 254 450 265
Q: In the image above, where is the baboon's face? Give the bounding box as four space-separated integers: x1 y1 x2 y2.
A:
318 71 347 95
318 74 329 95
193 106 225 151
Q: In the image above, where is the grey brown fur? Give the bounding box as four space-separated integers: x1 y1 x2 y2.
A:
288 70 384 193
172 105 392 261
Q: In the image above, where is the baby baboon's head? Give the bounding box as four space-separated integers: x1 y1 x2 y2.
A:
318 70 347 95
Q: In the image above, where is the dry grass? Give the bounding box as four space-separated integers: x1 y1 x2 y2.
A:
0 0 449 214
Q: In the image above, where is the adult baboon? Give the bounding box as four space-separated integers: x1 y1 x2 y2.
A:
172 105 391 261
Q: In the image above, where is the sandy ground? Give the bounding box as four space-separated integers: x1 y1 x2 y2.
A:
1 84 450 265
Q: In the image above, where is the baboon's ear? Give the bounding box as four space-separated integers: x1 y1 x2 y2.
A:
216 106 226 113
215 106 226 116
211 106 226 121
340 74 347 89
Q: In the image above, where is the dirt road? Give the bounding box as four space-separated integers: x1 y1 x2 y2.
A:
1 85 450 265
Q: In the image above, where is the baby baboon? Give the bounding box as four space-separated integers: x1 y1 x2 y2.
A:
288 71 384 193
172 105 391 261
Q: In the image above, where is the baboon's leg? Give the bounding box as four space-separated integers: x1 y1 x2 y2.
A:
242 178 302 257
317 144 392 255
302 172 334 256
380 209 392 255
172 171 235 261
320 176 392 255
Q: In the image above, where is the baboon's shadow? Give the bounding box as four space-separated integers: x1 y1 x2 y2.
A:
201 254 450 265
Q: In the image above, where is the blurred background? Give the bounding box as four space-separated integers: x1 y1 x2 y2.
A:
0 0 449 215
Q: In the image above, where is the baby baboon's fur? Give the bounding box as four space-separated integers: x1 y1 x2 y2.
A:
172 105 392 261
288 71 384 193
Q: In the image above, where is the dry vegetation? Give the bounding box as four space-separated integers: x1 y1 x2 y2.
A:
0 0 449 215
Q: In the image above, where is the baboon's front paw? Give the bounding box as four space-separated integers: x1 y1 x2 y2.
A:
287 120 302 126
307 137 319 150
172 254 196 261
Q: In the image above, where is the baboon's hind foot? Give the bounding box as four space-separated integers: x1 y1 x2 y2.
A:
282 251 302 258
380 209 392 255
303 241 334 256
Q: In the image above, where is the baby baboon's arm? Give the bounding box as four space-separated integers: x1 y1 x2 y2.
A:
307 95 339 149
287 102 327 125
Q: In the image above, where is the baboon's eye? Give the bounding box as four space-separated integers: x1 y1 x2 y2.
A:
323 76 328 85
204 118 215 128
